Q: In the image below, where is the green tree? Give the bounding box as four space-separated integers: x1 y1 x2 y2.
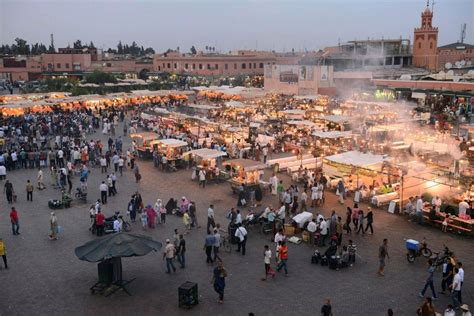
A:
85 71 118 84
117 41 123 54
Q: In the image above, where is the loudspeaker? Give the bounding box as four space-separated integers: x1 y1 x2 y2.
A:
178 281 198 309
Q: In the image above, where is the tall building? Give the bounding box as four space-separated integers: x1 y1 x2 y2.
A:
412 2 438 70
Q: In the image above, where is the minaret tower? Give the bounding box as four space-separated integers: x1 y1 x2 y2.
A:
412 0 439 70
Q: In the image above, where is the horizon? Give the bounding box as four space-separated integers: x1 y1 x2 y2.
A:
0 0 473 54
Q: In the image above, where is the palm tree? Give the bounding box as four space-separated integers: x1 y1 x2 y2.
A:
205 46 208 53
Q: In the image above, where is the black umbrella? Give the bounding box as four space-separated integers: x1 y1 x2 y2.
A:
75 233 162 262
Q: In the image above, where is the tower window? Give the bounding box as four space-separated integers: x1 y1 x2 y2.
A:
418 42 421 49
430 42 433 49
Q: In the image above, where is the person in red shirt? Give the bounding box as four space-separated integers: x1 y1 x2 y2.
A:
276 241 288 276
10 207 20 235
95 210 105 236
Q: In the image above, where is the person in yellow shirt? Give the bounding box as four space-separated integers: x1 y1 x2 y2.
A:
0 238 7 269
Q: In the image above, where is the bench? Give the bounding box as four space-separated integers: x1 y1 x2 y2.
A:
423 216 472 234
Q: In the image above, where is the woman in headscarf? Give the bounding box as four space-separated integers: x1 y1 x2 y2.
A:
146 204 156 228
49 212 59 240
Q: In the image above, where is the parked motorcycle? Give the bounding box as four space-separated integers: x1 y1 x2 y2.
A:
75 187 87 203
431 245 453 267
90 212 131 235
406 238 432 263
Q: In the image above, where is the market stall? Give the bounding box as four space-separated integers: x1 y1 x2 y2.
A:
223 159 266 193
151 139 189 168
184 148 228 183
130 132 160 159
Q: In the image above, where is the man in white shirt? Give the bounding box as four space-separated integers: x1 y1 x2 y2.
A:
457 262 465 305
307 219 317 245
113 217 121 232
99 181 108 204
416 196 424 225
432 196 442 212
262 245 272 280
235 209 242 225
207 204 215 234
234 223 247 255
198 169 206 188
300 190 308 212
452 268 462 308
0 164 6 180
57 149 64 168
277 204 286 225
319 219 328 246
458 200 469 217
118 156 125 176
100 156 107 173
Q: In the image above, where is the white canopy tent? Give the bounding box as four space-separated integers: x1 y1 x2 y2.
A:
324 151 390 168
151 139 188 148
312 131 353 139
183 148 227 160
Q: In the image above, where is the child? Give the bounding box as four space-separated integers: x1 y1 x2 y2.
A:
141 210 147 230
442 214 449 232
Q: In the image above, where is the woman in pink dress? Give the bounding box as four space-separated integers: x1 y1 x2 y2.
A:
146 205 156 228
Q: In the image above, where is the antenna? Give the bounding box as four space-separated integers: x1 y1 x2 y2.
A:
431 0 435 14
50 33 54 48
460 23 467 43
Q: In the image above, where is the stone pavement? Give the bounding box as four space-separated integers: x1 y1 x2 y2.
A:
0 126 472 316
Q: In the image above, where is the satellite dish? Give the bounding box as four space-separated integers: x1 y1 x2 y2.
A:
438 70 446 76
447 70 454 76
445 62 452 69
455 61 462 69
468 70 474 75
460 60 466 66
400 74 412 80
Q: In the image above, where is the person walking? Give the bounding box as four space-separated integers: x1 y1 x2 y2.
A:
451 267 462 309
37 169 45 190
49 212 59 240
189 201 199 228
235 223 247 256
0 238 7 269
199 169 206 188
207 204 215 234
456 262 464 305
321 298 333 316
262 245 275 281
26 180 34 201
95 210 105 236
276 241 288 276
441 256 455 294
176 234 186 269
419 259 437 300
365 208 374 234
378 238 389 276
99 181 108 204
356 210 365 235
416 297 435 316
10 207 20 235
212 260 227 304
4 180 14 204
336 216 343 246
204 232 216 264
163 239 176 273
213 228 221 262
345 207 352 234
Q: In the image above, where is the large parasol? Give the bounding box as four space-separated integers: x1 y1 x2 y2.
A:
75 233 162 262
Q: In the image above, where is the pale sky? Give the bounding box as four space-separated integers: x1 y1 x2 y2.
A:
1 0 473 53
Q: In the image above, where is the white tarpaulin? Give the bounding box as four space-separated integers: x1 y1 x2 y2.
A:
287 120 319 128
256 134 275 145
183 148 227 160
312 131 353 139
324 151 390 167
151 139 188 148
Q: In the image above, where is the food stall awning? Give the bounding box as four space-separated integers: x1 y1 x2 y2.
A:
294 95 319 100
369 124 405 132
225 100 245 107
183 148 227 159
151 139 188 148
256 134 275 145
312 131 353 139
281 109 306 115
187 104 221 110
321 115 351 124
130 132 159 141
324 151 390 168
287 120 319 128
224 159 266 171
